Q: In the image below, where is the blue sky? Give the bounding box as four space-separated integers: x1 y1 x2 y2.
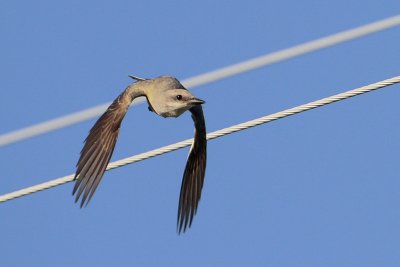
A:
1 1 399 266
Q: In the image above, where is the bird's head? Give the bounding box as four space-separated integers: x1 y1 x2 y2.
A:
139 76 205 118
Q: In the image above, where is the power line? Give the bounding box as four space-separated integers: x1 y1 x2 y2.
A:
1 75 398 203
1 15 399 147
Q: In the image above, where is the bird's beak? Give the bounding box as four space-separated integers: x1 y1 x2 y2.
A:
128 75 146 81
190 98 205 105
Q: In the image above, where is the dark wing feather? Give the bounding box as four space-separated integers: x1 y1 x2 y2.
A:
177 105 207 233
73 92 131 207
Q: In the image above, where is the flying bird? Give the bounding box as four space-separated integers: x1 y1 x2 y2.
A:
72 75 207 233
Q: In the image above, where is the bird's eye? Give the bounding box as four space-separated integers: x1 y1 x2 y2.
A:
176 95 182 100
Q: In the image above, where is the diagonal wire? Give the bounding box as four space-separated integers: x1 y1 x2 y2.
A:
0 75 398 203
1 15 399 147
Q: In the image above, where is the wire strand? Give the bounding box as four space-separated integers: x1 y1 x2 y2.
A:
1 76 399 203
1 15 399 147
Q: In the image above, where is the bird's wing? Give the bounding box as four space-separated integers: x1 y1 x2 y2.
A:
72 90 132 207
177 105 207 233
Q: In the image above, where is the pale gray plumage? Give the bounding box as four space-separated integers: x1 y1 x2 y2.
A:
72 75 207 233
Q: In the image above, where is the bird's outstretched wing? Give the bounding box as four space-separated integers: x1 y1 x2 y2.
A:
177 105 207 233
72 91 132 207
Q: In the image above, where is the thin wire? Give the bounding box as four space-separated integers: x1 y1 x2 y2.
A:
1 76 398 203
1 15 399 147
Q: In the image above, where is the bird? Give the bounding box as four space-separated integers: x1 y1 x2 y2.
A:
72 75 207 233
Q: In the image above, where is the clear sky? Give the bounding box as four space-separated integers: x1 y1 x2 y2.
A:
1 1 399 266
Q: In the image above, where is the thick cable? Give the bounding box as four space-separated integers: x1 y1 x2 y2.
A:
0 76 398 203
